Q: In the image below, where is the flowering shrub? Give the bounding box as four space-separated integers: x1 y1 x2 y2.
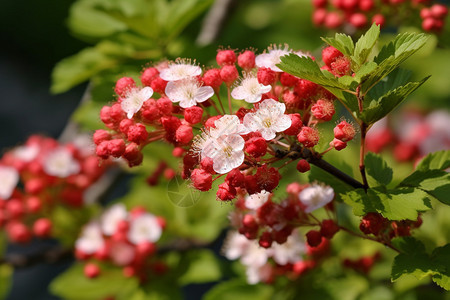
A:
1 0 450 299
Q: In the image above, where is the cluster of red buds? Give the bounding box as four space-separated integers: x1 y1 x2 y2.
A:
95 45 358 201
359 212 423 240
312 0 448 33
0 135 107 243
221 181 340 284
366 109 450 163
75 204 166 281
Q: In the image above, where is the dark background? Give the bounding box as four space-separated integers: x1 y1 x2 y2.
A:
1 1 86 299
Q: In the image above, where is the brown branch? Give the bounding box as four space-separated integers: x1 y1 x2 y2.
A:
0 246 73 269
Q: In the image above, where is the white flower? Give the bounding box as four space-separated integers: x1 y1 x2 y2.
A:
270 230 305 265
246 263 273 284
255 44 292 72
13 145 39 162
121 87 153 119
223 231 251 260
299 184 334 213
243 98 292 140
231 74 272 103
201 134 245 174
43 147 80 178
210 115 248 137
159 61 202 81
165 78 214 108
75 222 105 254
101 203 128 236
223 231 268 268
245 190 270 210
128 213 162 245
0 166 19 200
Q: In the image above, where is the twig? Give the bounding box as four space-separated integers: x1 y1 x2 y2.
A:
0 246 73 268
196 0 238 46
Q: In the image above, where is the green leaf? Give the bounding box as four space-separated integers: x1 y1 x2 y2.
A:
365 152 393 186
354 62 377 82
163 0 214 41
203 279 274 300
342 187 432 220
50 263 140 300
0 264 12 300
399 169 450 206
366 68 412 100
431 244 450 290
360 76 430 125
278 54 359 114
391 237 438 281
391 239 450 290
362 32 429 93
416 150 450 171
352 23 380 68
178 249 222 285
321 32 355 57
51 47 118 94
68 0 128 40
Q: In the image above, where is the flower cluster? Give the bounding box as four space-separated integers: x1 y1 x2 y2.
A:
0 135 107 243
366 109 450 162
312 0 448 33
95 45 357 203
75 204 166 280
359 212 423 239
223 230 307 284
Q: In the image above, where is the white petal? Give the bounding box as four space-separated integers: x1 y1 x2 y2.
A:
260 128 276 141
231 86 248 100
128 213 162 244
194 86 214 103
165 81 181 103
0 166 19 199
225 135 245 150
271 115 292 132
179 98 197 108
101 204 128 236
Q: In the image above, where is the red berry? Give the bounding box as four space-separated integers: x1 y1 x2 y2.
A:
372 14 385 27
324 12 343 29
259 231 273 248
311 99 335 121
190 169 212 191
322 46 343 67
334 120 355 142
216 50 236 66
349 13 367 29
220 65 239 86
115 77 136 97
431 4 448 19
320 219 339 239
284 113 303 135
237 50 256 70
306 230 323 247
84 263 101 279
297 126 320 147
184 106 203 124
93 130 111 145
175 125 193 145
245 136 267 158
296 159 311 173
312 9 327 26
216 182 236 201
257 67 277 86
202 69 222 89
33 218 52 238
313 0 327 8
140 67 159 86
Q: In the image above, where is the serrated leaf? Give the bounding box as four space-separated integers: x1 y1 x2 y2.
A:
365 152 393 186
342 188 432 220
354 62 377 82
416 150 450 171
203 279 274 300
278 54 347 89
321 33 355 57
391 236 426 254
352 24 380 68
278 54 359 115
362 32 429 93
431 244 450 290
341 189 379 216
360 76 430 124
366 68 412 100
399 169 450 206
50 263 140 300
391 250 437 281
